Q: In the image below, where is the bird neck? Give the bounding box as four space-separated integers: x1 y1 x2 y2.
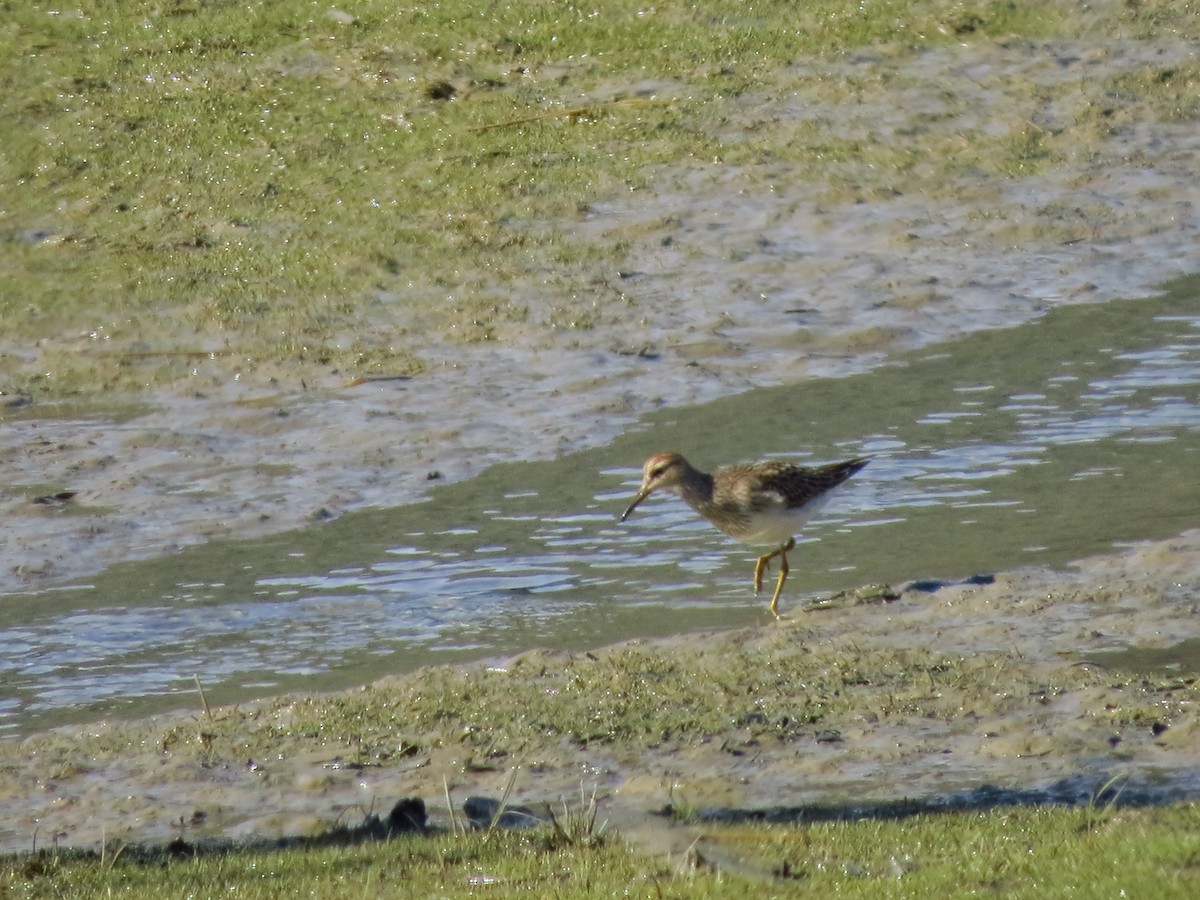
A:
677 466 715 509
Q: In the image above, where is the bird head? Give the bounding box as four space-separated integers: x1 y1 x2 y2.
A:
620 451 689 521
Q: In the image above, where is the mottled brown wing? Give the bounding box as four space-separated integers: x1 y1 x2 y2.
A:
758 457 869 509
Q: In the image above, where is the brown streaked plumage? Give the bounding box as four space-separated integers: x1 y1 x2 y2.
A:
621 451 869 616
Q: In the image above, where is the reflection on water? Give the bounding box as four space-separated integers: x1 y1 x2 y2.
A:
2 279 1199 734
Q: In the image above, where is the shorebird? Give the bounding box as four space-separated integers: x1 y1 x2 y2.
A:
621 452 869 616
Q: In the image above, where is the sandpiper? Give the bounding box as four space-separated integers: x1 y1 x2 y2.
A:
621 452 869 617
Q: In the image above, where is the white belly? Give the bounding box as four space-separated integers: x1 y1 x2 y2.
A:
736 491 838 547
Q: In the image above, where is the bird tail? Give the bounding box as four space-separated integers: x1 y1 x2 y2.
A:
822 456 870 486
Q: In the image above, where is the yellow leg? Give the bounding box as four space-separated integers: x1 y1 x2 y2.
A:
754 540 789 594
753 553 773 594
767 538 795 618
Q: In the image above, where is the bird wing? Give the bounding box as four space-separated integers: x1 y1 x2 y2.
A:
716 462 792 513
757 458 869 510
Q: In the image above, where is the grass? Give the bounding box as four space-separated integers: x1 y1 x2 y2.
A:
2 829 649 899
147 636 1190 765
2 801 1197 897
4 579 1193 894
6 612 1196 806
4 0 1197 398
5 1 1200 894
1 570 1198 895
706 802 1200 896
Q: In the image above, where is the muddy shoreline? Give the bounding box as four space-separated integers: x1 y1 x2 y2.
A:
3 26 1200 859
1 528 1197 855
4 38 1199 594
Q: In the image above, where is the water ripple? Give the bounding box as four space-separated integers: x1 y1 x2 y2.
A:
3 300 1199 733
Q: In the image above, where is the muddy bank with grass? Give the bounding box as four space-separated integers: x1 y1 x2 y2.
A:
2 528 1196 855
4 3 1200 590
4 0 1199 862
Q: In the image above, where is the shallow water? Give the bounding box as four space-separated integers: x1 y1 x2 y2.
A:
2 278 1198 735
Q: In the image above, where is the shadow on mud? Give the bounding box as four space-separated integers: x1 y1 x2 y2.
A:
12 772 1200 873
664 772 1200 828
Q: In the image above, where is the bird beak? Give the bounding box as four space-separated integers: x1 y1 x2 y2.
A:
620 487 650 521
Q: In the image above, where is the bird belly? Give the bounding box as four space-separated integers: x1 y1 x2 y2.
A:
728 491 839 547
735 508 808 546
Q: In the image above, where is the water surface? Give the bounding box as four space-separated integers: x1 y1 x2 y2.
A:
2 278 1198 735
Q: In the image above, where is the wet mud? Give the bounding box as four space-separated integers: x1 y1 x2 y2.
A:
3 37 1199 592
1 529 1197 855
2 29 1199 861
